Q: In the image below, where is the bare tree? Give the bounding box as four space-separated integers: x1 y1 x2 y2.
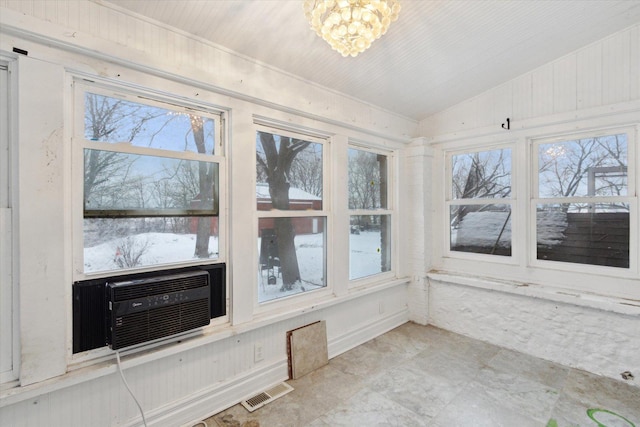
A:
348 150 390 272
451 149 510 227
256 132 313 289
538 135 628 211
348 150 381 211
83 93 161 205
190 116 216 258
289 148 323 198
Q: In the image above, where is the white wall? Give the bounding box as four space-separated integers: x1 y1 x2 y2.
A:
428 276 640 388
0 2 416 426
420 23 640 387
419 24 640 137
399 140 432 325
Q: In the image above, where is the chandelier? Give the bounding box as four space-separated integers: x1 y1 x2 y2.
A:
303 0 401 57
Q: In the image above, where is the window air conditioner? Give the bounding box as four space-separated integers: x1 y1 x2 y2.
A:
106 270 210 350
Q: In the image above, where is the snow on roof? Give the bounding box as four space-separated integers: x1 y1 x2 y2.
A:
536 211 568 246
256 183 321 201
454 211 512 248
454 210 566 247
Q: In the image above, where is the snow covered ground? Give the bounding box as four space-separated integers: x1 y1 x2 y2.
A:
84 233 219 273
84 230 383 303
258 231 384 302
452 210 568 248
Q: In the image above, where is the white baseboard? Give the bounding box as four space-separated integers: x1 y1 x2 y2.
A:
328 308 409 358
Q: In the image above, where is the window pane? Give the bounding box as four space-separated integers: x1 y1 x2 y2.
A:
349 215 390 280
84 149 218 213
536 203 629 268
452 149 511 199
348 149 388 209
256 131 323 211
85 93 217 155
450 204 512 256
84 217 219 273
538 134 627 198
258 217 326 303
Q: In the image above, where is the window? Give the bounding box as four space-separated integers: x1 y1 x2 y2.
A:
75 84 224 275
447 147 512 256
348 147 392 280
534 130 632 268
256 128 326 303
0 62 16 383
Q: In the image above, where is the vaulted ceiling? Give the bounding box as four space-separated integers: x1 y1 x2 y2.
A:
105 0 640 121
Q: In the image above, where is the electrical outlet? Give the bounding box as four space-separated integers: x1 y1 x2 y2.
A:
254 342 264 362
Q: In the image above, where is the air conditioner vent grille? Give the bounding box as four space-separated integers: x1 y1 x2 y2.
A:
112 273 208 301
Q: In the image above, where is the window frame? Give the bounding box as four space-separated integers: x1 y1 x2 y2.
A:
444 143 517 263
254 123 332 307
0 58 19 385
529 126 637 275
347 143 396 284
72 80 227 281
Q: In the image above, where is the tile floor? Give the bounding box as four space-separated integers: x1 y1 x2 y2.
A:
201 323 639 427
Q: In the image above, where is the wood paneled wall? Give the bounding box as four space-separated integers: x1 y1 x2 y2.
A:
420 24 640 137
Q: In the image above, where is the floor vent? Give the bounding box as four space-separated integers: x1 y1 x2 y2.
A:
241 382 294 412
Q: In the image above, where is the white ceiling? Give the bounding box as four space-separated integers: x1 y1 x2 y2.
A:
105 0 640 121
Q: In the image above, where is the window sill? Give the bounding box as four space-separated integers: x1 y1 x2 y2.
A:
248 276 410 332
0 276 410 407
427 271 640 316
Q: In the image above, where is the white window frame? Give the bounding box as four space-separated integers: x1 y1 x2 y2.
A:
347 143 396 285
72 80 227 281
69 79 228 364
0 59 19 385
254 122 332 309
444 143 517 264
530 126 637 276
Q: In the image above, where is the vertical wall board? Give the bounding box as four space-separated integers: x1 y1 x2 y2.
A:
131 12 143 53
552 54 577 114
531 63 554 118
75 0 89 35
117 11 128 49
66 0 79 31
576 42 603 110
436 103 459 134
491 82 513 127
43 0 58 27
420 23 640 138
602 30 631 106
511 73 533 121
56 0 68 28
85 1 99 38
16 55 67 386
459 95 480 130
167 30 177 65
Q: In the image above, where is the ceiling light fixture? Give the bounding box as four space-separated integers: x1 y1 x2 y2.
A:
303 0 401 58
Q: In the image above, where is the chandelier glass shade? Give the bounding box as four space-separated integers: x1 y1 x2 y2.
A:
303 0 401 57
